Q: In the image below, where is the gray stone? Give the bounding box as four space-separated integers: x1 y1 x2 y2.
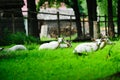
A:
37 8 75 20
40 25 49 38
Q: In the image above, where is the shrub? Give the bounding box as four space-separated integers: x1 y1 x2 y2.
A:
0 30 39 46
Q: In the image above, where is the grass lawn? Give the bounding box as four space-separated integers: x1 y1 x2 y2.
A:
0 41 120 80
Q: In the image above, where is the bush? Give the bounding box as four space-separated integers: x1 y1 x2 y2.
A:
0 31 39 46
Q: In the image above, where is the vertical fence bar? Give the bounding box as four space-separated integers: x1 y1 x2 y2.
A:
12 13 15 33
105 15 107 36
97 15 100 35
57 12 60 37
69 15 72 41
82 15 85 38
25 16 28 36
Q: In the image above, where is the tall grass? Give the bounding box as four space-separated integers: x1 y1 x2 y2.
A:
0 41 120 80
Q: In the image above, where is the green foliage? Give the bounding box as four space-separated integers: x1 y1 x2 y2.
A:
79 0 87 14
36 0 85 15
112 0 118 16
97 0 117 16
97 0 108 15
0 40 120 80
78 0 85 15
36 0 45 11
65 0 85 15
0 29 39 46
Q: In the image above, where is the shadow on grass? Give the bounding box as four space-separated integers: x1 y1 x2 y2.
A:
0 52 28 60
98 72 120 80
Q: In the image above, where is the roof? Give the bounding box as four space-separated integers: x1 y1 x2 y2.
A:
37 8 75 20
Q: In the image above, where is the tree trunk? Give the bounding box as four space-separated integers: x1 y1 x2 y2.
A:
92 0 99 38
27 0 39 38
86 0 98 38
92 0 97 21
117 0 120 36
72 0 82 39
108 0 115 37
86 0 93 38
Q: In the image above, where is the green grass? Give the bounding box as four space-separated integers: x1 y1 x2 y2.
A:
0 41 120 80
40 34 77 42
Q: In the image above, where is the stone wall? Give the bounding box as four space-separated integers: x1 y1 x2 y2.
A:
37 8 77 38
38 19 77 38
37 8 89 38
37 8 75 20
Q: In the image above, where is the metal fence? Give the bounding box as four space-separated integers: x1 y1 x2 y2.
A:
0 10 118 39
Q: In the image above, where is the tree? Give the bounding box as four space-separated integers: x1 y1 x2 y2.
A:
86 0 98 38
27 0 40 39
63 0 83 39
107 0 115 37
71 0 83 39
36 0 46 11
97 0 108 15
117 0 120 36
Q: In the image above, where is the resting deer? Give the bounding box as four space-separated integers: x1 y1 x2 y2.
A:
73 37 113 55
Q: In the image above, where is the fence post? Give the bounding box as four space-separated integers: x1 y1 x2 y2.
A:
69 15 72 41
97 15 100 35
82 15 85 38
57 11 60 37
105 15 107 36
93 21 99 39
12 12 15 33
25 16 28 36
